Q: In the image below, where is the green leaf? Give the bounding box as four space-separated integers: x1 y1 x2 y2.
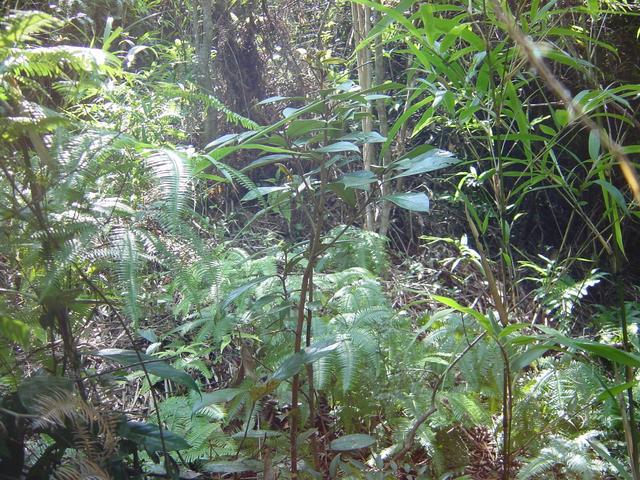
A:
316 141 360 154
330 434 375 451
0 316 31 345
119 421 190 452
432 295 495 335
256 95 290 105
220 276 271 310
384 192 430 212
328 182 357 207
203 460 263 474
392 149 459 179
338 170 377 190
283 107 300 118
232 429 281 439
241 186 289 201
588 130 601 161
192 388 244 413
510 345 549 372
286 119 327 139
538 327 640 368
338 131 387 144
363 94 391 101
241 154 294 172
594 179 628 213
95 349 198 392
596 381 637 402
270 341 341 381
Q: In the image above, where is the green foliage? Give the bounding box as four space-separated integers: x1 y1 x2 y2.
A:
2 1 640 479
517 432 607 480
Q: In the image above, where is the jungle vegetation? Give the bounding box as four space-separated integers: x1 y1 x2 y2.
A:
1 0 640 479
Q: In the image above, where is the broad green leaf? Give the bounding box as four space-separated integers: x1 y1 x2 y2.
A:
328 182 357 207
0 316 30 345
138 329 157 343
363 94 390 101
270 342 341 381
241 154 294 172
594 179 628 213
392 149 459 179
596 381 636 402
256 95 290 105
330 434 375 451
422 356 451 366
338 171 377 190
203 460 263 474
220 276 271 310
119 421 190 452
498 323 528 338
315 141 360 154
589 441 633 480
95 349 198 392
192 388 244 413
304 342 341 363
339 131 387 144
286 119 327 139
538 326 640 368
283 107 300 118
384 192 430 212
510 346 550 372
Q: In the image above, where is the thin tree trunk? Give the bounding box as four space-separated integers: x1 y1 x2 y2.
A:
198 0 218 143
351 3 374 230
374 3 392 237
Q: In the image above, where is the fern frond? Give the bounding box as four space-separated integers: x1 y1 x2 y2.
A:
145 148 193 231
202 154 265 208
111 227 140 326
517 432 604 480
0 11 61 48
5 46 120 79
157 82 260 130
53 460 110 480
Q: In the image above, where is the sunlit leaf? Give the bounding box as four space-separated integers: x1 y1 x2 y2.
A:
384 192 430 212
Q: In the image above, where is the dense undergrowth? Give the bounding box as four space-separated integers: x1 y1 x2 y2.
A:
1 1 640 479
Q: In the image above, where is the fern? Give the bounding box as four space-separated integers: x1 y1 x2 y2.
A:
144 148 193 232
0 11 61 48
317 225 389 276
517 432 605 480
112 227 141 326
156 81 260 131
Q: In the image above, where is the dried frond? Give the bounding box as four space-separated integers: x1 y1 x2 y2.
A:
53 459 111 480
32 389 119 462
